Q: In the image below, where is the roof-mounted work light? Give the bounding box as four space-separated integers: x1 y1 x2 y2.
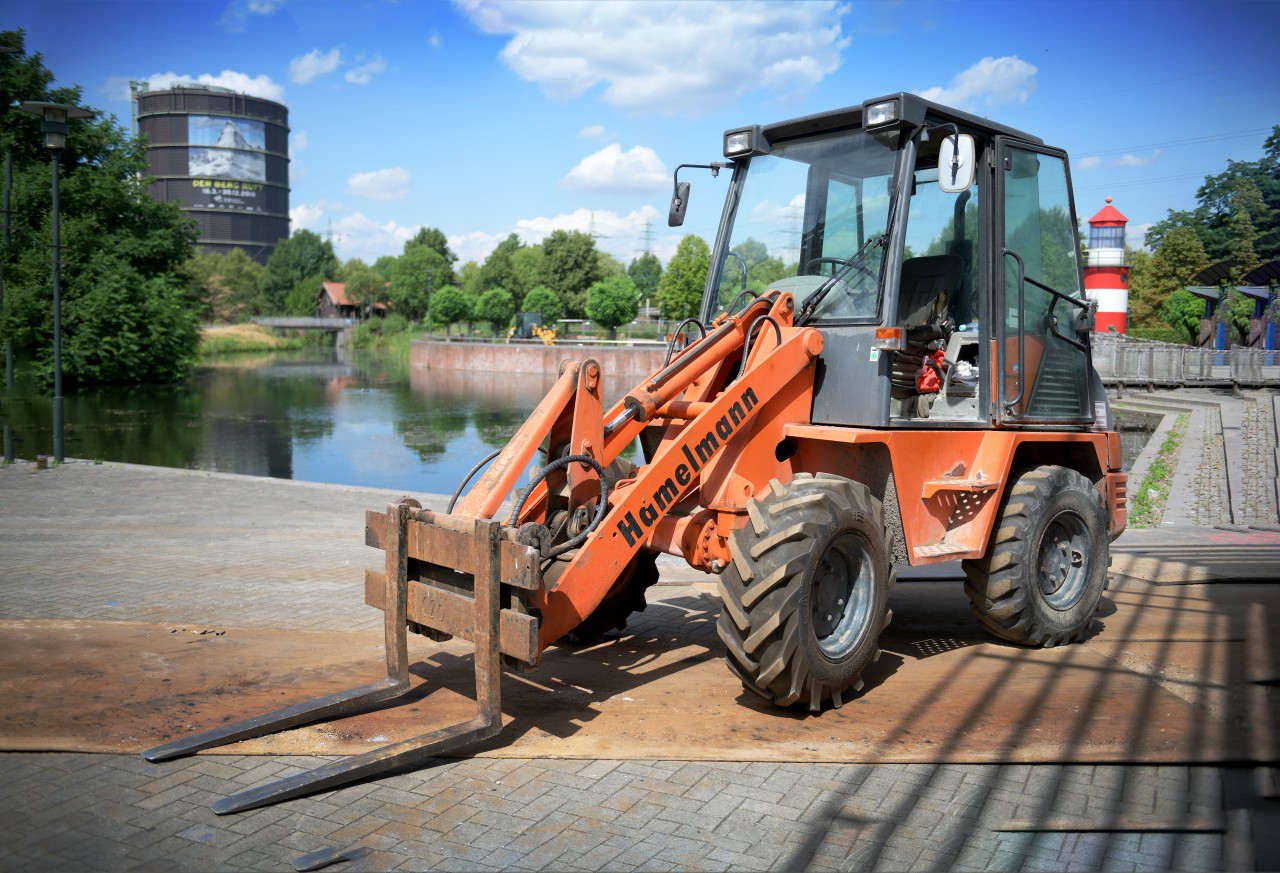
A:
723 125 766 159
863 99 899 129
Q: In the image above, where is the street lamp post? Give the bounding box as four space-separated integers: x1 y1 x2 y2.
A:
1 45 19 463
20 101 94 465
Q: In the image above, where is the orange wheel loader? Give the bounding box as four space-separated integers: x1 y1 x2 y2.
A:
145 93 1127 813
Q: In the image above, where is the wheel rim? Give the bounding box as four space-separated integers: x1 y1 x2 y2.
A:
810 532 875 659
1037 510 1091 610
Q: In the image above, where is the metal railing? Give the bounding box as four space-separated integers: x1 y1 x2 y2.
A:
253 317 354 331
1092 333 1280 387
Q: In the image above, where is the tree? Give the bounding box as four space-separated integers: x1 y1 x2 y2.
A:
1128 227 1209 328
0 32 201 385
389 244 449 321
475 288 515 336
1223 200 1260 280
372 254 399 279
510 245 545 305
522 285 563 327
596 250 625 279
585 275 640 340
656 234 711 322
341 259 390 316
1159 289 1206 345
457 260 484 333
1144 125 1280 263
284 274 323 316
479 233 524 300
539 229 605 318
186 248 266 323
261 229 338 313
627 252 662 301
458 260 483 297
429 285 471 335
404 226 457 286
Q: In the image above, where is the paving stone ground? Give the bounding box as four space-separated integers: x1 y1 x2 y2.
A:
2 387 1278 871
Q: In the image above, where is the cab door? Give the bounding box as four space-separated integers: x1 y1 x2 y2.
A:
993 139 1094 424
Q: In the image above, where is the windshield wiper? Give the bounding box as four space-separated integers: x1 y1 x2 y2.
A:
795 233 888 326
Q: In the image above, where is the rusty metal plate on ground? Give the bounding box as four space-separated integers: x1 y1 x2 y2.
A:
0 580 1275 764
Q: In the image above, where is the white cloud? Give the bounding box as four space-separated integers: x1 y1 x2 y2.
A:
107 70 285 103
578 124 607 140
561 144 668 193
448 230 511 266
289 199 349 232
1111 150 1161 168
516 205 662 262
347 167 412 201
345 54 387 85
451 205 663 265
290 48 342 84
917 56 1038 111
330 213 420 263
750 193 807 225
455 0 849 115
220 0 283 32
428 30 443 49
290 202 326 231
1075 156 1102 171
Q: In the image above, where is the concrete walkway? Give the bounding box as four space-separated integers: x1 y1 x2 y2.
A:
1113 388 1279 529
1 387 1278 872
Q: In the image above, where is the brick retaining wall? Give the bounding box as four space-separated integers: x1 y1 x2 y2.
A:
410 339 667 376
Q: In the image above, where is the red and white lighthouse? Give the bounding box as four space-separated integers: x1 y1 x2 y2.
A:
1084 197 1130 333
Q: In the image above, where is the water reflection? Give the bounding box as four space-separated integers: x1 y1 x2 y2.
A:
3 348 1157 496
3 349 550 496
1117 410 1159 471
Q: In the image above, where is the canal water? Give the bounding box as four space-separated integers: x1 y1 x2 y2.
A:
2 347 1156 495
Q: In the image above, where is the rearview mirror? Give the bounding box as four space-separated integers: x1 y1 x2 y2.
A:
938 134 975 193
668 181 690 227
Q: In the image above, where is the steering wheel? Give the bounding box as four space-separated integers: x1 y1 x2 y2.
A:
804 255 878 286
803 256 850 275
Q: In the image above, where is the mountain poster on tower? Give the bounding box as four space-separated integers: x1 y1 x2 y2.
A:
188 115 267 212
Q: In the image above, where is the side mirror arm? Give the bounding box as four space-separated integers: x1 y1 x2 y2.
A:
668 162 731 227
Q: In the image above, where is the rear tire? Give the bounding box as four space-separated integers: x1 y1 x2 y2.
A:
962 465 1107 647
717 474 894 711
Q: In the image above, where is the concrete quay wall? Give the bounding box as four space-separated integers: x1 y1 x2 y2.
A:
410 338 667 377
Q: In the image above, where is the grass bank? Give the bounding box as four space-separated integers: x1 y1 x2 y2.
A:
199 324 305 356
1128 413 1189 528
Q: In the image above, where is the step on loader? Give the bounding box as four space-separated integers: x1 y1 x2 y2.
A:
145 93 1128 813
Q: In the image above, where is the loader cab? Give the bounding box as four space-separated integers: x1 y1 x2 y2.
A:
703 93 1099 431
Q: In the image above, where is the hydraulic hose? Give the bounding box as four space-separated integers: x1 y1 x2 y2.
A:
506 453 609 558
447 446 503 513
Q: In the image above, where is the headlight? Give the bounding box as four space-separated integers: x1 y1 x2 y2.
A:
863 99 900 130
724 130 753 157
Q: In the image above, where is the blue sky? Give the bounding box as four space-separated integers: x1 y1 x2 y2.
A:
10 0 1280 269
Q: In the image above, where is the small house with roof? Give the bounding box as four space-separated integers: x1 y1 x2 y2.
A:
316 281 387 320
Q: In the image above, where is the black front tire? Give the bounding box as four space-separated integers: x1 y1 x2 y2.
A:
962 465 1108 647
563 551 660 643
717 474 895 711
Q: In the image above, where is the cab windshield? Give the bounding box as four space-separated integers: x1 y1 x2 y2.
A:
711 127 899 322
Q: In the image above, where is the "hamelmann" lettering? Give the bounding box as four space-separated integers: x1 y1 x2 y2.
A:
615 385 759 547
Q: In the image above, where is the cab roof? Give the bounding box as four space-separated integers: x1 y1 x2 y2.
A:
747 92 1044 148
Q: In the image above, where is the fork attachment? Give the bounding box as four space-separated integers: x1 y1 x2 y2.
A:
141 500 541 814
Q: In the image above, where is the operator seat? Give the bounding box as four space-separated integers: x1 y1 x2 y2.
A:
890 254 964 402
